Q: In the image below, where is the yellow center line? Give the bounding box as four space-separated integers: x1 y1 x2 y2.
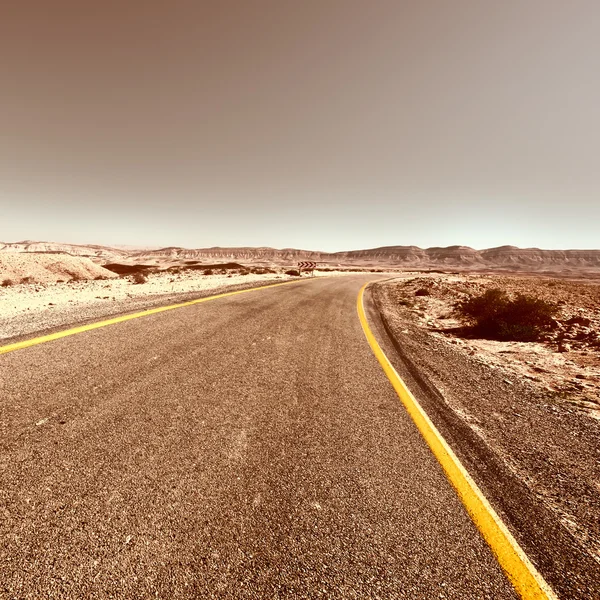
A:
0 278 306 356
357 283 558 600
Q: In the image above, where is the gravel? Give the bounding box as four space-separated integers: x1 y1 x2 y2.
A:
373 280 600 566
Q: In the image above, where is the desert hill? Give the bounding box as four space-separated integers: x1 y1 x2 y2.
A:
0 253 117 284
131 244 600 271
0 241 128 261
2 241 600 273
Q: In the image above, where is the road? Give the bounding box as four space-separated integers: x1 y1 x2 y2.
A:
1 275 526 598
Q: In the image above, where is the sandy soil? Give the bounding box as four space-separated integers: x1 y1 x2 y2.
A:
386 273 600 418
374 274 600 562
0 268 349 342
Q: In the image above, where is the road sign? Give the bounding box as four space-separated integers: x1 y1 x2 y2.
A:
298 261 316 275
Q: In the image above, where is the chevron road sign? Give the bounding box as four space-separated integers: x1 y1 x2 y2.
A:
298 261 317 275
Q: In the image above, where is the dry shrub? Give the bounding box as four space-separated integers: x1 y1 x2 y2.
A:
250 267 275 275
456 288 558 342
285 269 300 276
415 288 431 296
132 272 148 284
1 278 14 287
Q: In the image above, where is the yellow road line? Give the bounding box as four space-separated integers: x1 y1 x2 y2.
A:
0 278 304 356
357 283 558 600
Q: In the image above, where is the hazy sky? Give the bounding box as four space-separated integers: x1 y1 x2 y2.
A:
1 1 599 251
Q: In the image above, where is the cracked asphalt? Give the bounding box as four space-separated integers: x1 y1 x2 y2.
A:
0 275 519 599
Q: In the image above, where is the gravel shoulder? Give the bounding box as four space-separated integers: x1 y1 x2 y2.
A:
372 278 600 575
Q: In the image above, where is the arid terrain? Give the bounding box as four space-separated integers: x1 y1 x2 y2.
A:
374 274 600 563
0 252 118 285
3 240 600 276
3 247 597 412
2 245 600 597
0 255 362 342
0 243 399 344
383 273 600 415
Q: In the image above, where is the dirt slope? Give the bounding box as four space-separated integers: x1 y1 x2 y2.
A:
0 241 127 261
0 253 117 284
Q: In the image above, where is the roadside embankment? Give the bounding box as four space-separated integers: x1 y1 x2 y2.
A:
372 275 600 568
0 270 295 342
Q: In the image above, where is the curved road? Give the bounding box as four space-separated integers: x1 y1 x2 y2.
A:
1 276 521 598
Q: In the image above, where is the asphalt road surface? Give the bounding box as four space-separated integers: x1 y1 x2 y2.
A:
1 275 524 599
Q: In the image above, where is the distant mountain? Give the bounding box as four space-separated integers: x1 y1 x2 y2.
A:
130 246 331 262
0 241 128 261
131 244 600 270
2 241 600 272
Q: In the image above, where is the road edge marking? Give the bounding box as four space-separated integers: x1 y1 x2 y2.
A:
0 278 304 356
357 283 558 600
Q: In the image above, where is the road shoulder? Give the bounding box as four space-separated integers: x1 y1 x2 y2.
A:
367 280 600 599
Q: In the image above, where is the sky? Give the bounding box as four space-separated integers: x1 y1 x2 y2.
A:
1 0 599 252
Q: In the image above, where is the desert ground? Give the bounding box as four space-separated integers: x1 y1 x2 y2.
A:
381 273 600 415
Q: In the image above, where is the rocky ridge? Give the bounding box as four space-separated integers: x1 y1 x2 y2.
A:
2 241 600 272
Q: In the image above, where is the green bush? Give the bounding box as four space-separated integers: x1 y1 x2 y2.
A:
456 289 558 342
